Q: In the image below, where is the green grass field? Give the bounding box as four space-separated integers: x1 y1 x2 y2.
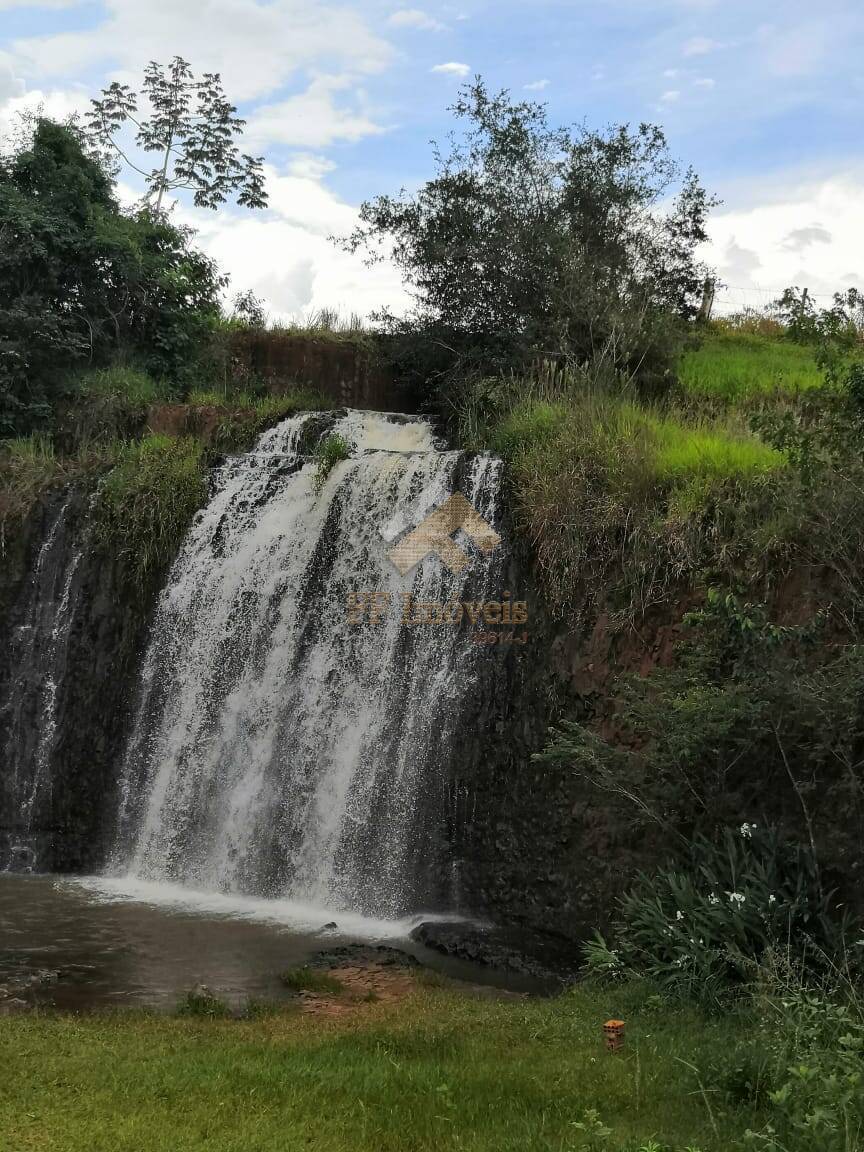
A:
678 332 823 401
0 983 760 1152
490 395 781 488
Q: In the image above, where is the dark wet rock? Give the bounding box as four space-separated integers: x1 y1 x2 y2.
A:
410 921 581 981
31 969 60 986
316 921 339 935
309 944 420 971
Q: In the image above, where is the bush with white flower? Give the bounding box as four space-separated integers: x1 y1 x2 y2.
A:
585 824 852 1007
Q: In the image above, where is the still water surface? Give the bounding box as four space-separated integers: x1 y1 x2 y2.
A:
0 874 496 1011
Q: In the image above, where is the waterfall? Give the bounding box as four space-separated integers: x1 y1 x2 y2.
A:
1 495 86 872
112 411 507 917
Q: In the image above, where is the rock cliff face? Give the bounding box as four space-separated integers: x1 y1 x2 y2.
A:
0 488 154 872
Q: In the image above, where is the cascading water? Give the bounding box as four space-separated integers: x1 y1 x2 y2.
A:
1 496 87 872
112 411 506 918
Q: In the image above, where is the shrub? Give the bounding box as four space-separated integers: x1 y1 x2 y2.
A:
743 968 864 1152
313 433 351 490
92 435 207 594
602 826 848 1009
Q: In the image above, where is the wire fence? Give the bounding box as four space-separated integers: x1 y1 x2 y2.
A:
712 283 842 315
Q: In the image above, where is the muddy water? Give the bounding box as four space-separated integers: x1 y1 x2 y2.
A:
0 874 526 1012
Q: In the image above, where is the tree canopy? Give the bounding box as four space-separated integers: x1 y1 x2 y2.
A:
0 119 224 433
86 57 267 214
346 80 717 391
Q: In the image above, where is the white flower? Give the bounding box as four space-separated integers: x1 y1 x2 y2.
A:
708 893 720 906
676 910 684 921
740 822 757 839
727 891 746 906
768 894 777 905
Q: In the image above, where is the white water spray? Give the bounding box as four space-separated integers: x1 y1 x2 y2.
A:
113 411 505 917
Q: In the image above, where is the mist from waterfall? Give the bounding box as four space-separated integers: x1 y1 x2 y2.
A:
111 411 505 918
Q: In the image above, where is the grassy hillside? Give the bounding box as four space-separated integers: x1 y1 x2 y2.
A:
678 330 823 401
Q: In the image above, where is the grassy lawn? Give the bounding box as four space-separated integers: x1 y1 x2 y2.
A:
0 982 760 1152
678 331 823 401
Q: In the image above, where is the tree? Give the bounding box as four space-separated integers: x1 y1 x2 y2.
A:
344 79 717 393
0 119 225 432
86 57 267 214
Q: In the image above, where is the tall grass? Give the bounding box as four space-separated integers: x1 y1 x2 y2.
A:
0 435 117 545
463 367 787 615
74 366 173 407
269 307 369 335
679 332 822 401
93 436 207 594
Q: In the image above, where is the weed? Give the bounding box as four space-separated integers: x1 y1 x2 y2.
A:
92 436 207 594
176 988 232 1018
313 433 351 491
280 967 345 996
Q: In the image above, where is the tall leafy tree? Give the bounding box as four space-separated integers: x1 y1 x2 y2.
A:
345 79 717 391
0 119 224 432
86 57 267 213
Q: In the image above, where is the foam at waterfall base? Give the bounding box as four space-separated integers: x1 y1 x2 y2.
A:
74 876 464 940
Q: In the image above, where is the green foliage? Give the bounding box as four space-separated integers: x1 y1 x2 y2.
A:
211 389 327 455
679 333 823 401
466 368 783 611
92 435 207 594
775 287 864 366
345 78 716 400
87 56 266 214
604 827 847 1009
176 988 232 1018
279 967 345 995
313 433 351 490
540 589 864 867
0 119 226 433
0 434 115 541
743 974 864 1152
55 366 174 450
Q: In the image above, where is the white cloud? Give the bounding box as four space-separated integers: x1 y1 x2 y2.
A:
694 76 715 88
780 224 832 252
11 0 392 102
663 68 679 78
703 175 864 312
0 52 26 106
180 166 410 322
247 76 386 149
683 36 720 56
524 79 550 91
431 62 470 77
387 9 445 32
0 84 85 138
660 89 680 103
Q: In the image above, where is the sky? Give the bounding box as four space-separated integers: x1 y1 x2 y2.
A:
1 0 863 319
